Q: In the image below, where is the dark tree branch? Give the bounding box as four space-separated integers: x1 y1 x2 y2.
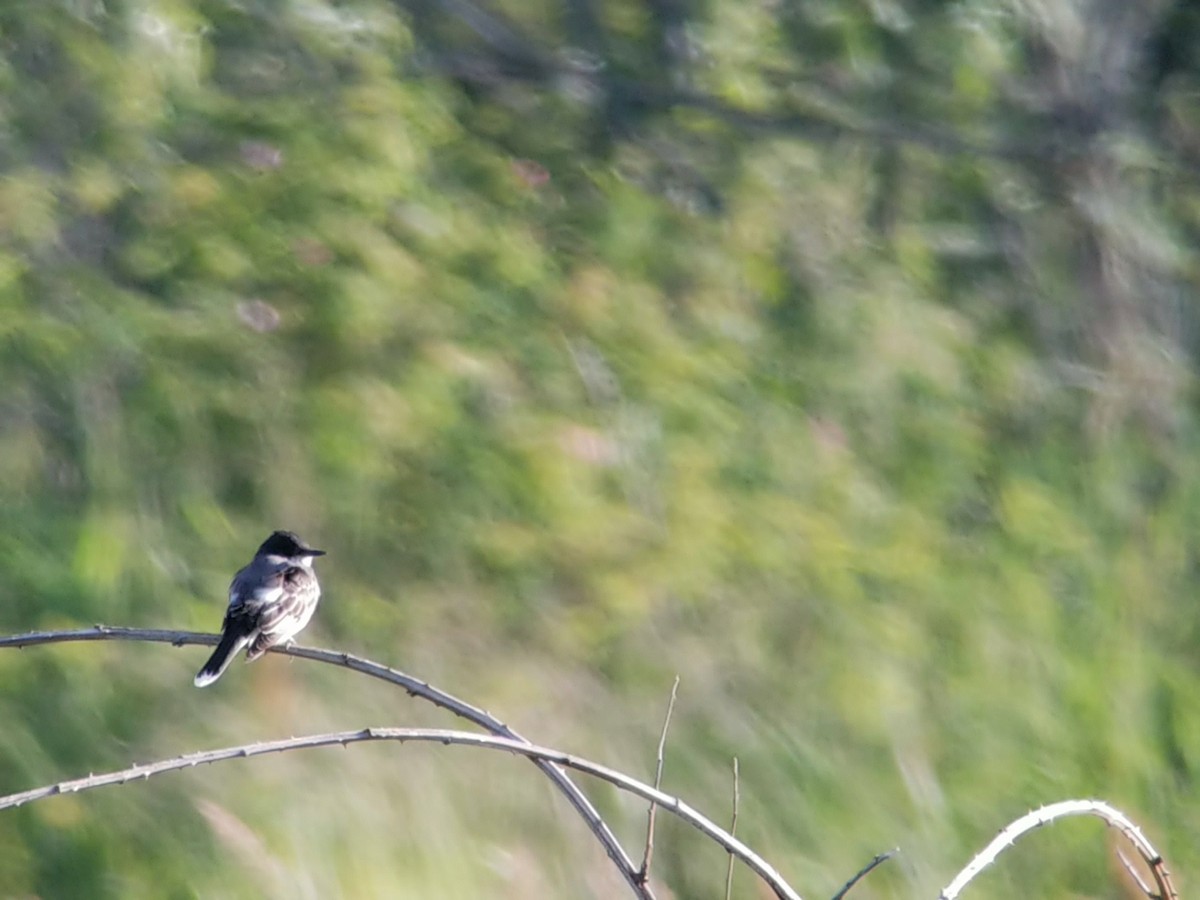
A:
389 0 1151 169
830 849 895 900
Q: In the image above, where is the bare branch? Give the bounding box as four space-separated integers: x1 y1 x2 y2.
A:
939 800 1177 900
639 674 680 884
724 756 740 900
0 627 654 900
0 726 805 900
830 849 895 900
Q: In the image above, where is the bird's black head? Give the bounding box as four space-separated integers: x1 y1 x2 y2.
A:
256 530 326 559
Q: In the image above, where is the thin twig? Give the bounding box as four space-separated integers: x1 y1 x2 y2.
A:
0 627 655 900
0 726 805 900
1116 848 1154 899
724 757 740 900
939 800 1177 900
830 849 895 900
639 675 680 884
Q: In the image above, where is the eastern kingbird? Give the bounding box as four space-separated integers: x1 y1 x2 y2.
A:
194 530 326 688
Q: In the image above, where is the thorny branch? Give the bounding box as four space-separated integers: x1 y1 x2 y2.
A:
0 724 805 900
0 626 656 900
939 800 1176 900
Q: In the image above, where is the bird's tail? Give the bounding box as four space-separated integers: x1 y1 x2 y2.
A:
194 631 251 687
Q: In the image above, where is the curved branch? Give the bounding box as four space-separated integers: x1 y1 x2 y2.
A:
0 627 654 900
0 726 804 900
938 799 1177 900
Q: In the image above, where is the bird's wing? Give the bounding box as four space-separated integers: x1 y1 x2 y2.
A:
227 557 292 612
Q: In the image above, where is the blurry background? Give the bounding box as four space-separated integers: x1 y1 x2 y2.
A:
2 0 1200 897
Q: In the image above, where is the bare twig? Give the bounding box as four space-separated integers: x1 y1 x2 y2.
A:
0 726 805 900
639 675 680 884
830 850 895 900
0 627 654 900
724 757 740 900
939 800 1177 900
1117 848 1154 899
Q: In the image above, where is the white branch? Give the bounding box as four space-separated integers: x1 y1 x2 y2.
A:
939 799 1176 900
0 726 804 900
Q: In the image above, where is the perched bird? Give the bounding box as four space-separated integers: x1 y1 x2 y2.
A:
194 530 326 687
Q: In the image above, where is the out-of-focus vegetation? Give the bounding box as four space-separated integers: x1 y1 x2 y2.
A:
3 0 1200 896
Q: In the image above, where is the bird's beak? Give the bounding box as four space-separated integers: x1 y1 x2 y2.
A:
305 548 327 557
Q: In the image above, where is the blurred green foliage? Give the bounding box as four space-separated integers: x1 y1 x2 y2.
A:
3 0 1200 897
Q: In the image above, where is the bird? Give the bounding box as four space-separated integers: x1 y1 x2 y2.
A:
194 530 326 687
